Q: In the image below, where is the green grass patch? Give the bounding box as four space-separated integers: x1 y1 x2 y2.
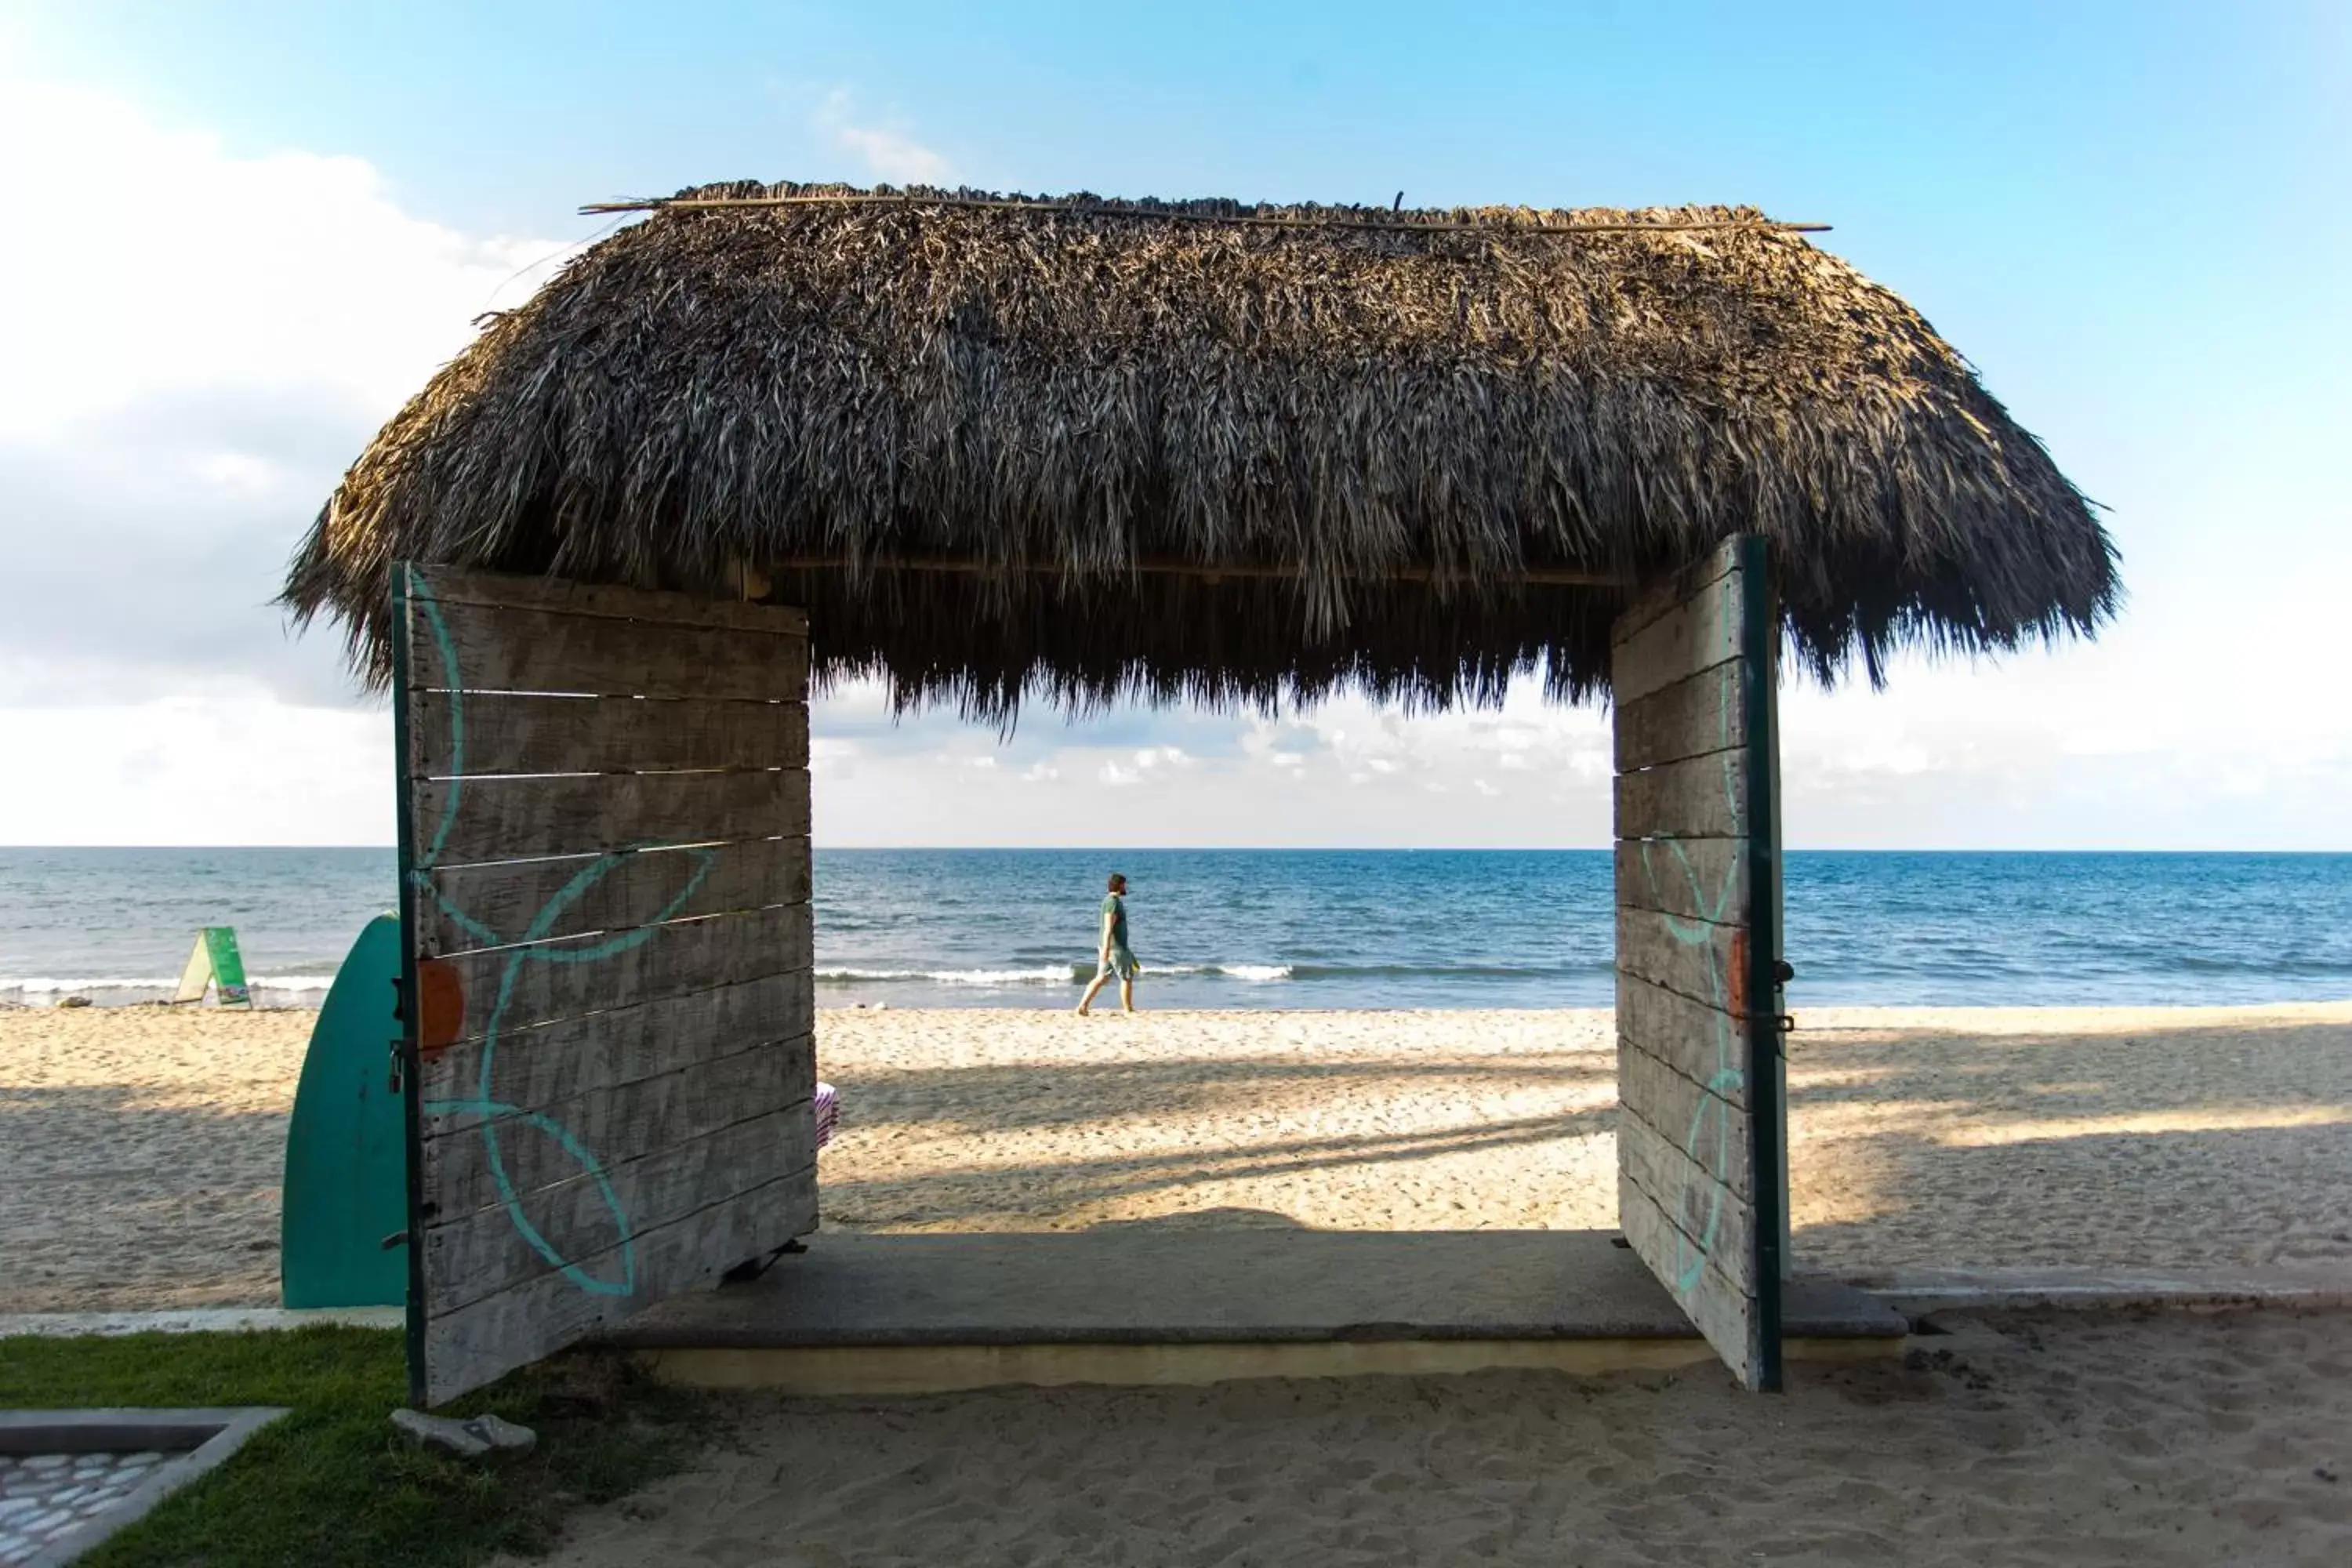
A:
0 1328 712 1566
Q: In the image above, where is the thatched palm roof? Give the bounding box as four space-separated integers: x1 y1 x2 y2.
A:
285 180 2115 717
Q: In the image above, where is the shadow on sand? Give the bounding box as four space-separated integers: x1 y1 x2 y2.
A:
812 1014 2352 1275
1784 1014 2352 1273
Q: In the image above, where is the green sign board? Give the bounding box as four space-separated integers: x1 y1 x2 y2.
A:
172 926 252 1007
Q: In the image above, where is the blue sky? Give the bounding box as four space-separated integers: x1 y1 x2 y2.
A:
0 2 2347 848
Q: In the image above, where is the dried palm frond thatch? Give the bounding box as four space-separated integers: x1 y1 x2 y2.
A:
285 180 2116 717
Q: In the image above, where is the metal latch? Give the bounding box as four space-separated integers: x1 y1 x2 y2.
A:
388 976 408 1091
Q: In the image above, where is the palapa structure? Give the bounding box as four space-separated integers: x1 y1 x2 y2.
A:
285 180 2117 715
296 182 2124 1400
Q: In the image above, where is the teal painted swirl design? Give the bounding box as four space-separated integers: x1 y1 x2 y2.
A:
1631 665 1747 1296
408 572 714 1299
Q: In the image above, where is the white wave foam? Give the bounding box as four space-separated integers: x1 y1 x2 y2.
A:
931 967 1073 987
812 962 1293 987
1 974 339 1007
1140 963 1293 982
815 966 1075 988
2 977 180 992
2 975 337 992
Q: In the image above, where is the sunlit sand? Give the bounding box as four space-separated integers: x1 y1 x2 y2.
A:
5 1001 2349 1313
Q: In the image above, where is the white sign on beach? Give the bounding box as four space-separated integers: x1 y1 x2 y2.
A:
169 926 252 1007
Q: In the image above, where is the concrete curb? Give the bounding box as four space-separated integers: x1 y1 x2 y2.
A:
0 1406 289 1567
6 1269 2348 1345
0 1307 402 1340
1842 1265 2352 1316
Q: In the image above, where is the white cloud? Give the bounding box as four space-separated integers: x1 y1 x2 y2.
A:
0 67 579 716
0 77 572 437
0 65 578 840
0 691 391 845
4 71 2343 852
813 89 951 184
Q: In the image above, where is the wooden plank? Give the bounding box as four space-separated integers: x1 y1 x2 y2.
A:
1617 1167 1762 1390
423 1098 817 1314
1609 533 1779 1393
1614 905 1755 1018
763 554 1630 589
422 1171 818 1406
412 768 810 869
422 1040 814 1215
1617 1109 1755 1279
1613 837 1748 925
1615 970 1752 1110
396 566 826 1410
421 902 814 1047
1614 750 1748 841
411 693 808 779
1610 560 1744 707
419 974 815 1135
419 837 811 958
1614 661 1743 773
404 597 809 700
412 565 809 637
1619 1170 1757 1360
1610 539 1739 648
1619 1044 1753 1201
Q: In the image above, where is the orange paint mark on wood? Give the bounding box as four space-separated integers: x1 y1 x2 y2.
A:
1728 928 1748 1019
418 960 465 1061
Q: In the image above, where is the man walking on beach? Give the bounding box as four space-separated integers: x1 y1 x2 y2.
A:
1076 873 1140 1015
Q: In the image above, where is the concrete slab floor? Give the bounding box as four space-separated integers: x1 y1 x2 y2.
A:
608 1229 1907 1350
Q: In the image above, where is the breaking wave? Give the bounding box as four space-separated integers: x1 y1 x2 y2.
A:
0 975 340 1007
815 961 1302 988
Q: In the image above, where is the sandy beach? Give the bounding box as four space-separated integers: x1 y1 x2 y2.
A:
3 1001 2348 1313
518 1306 2352 1566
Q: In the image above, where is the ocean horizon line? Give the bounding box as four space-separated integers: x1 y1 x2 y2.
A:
5 844 2350 857
4 844 2350 1011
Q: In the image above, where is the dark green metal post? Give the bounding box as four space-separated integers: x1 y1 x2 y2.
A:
1737 533 1786 1392
389 563 430 1406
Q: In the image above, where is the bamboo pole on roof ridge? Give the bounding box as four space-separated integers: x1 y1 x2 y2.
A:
578 191 1832 238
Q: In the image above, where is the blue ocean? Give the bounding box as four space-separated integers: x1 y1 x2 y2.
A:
1 848 2347 1011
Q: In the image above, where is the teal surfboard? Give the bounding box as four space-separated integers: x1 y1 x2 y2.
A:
280 914 408 1308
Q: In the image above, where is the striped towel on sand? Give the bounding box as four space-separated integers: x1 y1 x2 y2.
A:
814 1080 840 1150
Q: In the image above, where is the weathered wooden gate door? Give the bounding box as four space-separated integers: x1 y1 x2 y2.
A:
391 564 818 1406
1610 534 1788 1391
